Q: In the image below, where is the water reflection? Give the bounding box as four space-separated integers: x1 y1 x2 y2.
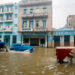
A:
0 47 75 75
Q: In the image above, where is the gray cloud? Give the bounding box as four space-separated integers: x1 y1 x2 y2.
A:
53 0 75 29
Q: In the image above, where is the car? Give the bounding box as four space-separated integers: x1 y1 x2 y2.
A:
10 43 34 53
0 42 8 52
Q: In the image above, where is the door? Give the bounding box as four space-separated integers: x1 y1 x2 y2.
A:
54 36 60 47
30 38 39 46
64 35 70 46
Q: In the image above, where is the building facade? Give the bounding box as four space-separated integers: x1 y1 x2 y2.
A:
52 28 75 47
0 3 19 46
18 0 52 47
65 15 75 28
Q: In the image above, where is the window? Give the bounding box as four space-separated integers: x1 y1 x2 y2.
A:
24 9 27 14
0 15 3 20
6 15 12 20
7 6 13 12
14 24 17 27
4 35 10 45
41 39 45 44
15 14 17 18
43 7 47 10
29 20 33 28
36 20 39 28
23 38 29 43
13 35 17 43
30 8 33 14
23 20 27 29
15 6 17 9
7 26 10 28
0 8 4 12
42 19 47 28
43 7 47 13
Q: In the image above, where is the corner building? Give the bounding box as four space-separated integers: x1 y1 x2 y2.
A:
18 0 52 47
0 3 19 46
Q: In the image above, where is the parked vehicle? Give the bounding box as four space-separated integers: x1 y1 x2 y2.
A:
0 42 8 52
10 43 34 53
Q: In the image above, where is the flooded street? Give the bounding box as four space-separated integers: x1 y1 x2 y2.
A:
0 47 75 75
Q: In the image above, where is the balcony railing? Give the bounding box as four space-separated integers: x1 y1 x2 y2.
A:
0 20 4 22
21 28 48 32
0 12 4 14
19 0 51 6
22 14 33 18
34 28 48 31
22 10 48 18
5 19 13 22
0 28 3 32
0 26 12 32
4 11 13 14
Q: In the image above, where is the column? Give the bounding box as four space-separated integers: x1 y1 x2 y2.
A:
60 36 64 47
29 38 30 46
27 19 29 29
48 35 54 48
33 19 36 30
70 35 74 46
10 35 13 46
2 34 4 42
45 36 47 47
22 35 23 43
17 34 21 43
39 38 41 46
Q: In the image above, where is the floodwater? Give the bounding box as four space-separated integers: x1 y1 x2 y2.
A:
0 47 75 75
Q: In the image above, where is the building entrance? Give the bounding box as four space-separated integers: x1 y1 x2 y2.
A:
64 35 70 46
54 36 60 47
30 38 39 46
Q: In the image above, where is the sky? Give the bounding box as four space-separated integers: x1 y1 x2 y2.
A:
0 0 75 29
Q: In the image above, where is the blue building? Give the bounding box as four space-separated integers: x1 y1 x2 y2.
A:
0 3 19 46
51 28 75 47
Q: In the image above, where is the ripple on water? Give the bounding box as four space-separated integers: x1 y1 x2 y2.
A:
1 65 7 68
44 64 57 70
2 69 8 72
41 71 45 74
30 71 36 74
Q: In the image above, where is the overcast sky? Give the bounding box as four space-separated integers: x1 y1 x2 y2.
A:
0 0 75 29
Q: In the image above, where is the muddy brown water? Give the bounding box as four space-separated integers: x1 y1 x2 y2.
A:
0 47 75 75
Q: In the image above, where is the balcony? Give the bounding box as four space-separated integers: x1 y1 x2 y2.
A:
0 28 3 32
34 28 48 31
19 0 51 7
33 12 48 17
1 26 12 32
4 11 13 14
0 20 4 23
0 12 4 14
22 14 33 18
4 28 12 32
21 28 48 32
4 19 13 22
22 10 48 18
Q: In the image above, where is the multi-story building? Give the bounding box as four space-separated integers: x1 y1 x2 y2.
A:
65 15 75 28
18 0 52 47
0 3 19 46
